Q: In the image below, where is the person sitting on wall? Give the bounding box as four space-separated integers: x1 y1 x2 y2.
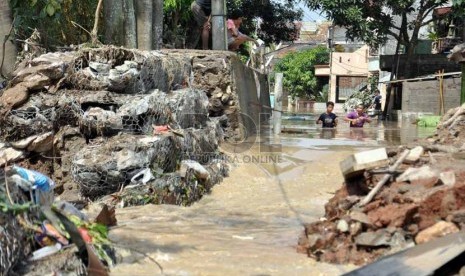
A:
227 10 258 51
344 104 372 127
317 101 338 128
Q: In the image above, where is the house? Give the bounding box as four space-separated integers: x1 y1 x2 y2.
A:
367 1 464 119
315 26 369 103
264 21 330 68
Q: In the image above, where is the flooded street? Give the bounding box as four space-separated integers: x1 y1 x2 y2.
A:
109 117 435 276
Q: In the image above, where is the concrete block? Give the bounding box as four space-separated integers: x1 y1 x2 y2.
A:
404 146 424 164
340 148 389 179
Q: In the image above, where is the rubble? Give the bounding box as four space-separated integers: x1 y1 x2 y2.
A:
415 221 459 244
0 46 255 273
298 103 465 267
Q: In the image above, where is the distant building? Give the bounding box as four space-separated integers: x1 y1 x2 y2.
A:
316 44 369 103
265 21 331 68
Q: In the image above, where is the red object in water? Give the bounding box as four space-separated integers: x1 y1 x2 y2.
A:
78 227 92 243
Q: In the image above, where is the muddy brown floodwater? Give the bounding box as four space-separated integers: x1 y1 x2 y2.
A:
109 119 435 275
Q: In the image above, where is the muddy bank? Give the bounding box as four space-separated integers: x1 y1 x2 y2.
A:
298 105 465 267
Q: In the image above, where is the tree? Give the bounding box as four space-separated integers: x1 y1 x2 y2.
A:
227 0 303 44
305 0 450 59
274 46 329 99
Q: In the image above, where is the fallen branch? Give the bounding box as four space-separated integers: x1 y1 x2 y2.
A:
359 149 410 207
440 105 465 128
424 144 460 154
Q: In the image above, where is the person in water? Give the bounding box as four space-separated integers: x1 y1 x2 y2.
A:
344 104 372 127
373 90 382 112
317 101 338 128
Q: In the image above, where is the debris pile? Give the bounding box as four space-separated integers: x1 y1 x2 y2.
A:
0 166 115 275
0 46 244 205
298 104 465 266
0 46 256 274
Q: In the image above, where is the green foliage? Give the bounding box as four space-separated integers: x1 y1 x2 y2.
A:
163 0 193 46
226 0 303 44
317 84 329 102
305 0 450 50
343 89 373 112
368 75 379 92
274 46 329 99
0 200 32 215
68 215 114 265
9 0 99 48
417 116 441 127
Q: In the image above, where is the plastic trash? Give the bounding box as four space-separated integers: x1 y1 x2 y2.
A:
29 243 62 261
130 168 154 184
11 165 55 206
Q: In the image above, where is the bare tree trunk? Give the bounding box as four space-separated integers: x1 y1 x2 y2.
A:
123 0 137 48
136 0 153 50
0 2 16 77
152 0 164 50
103 0 125 45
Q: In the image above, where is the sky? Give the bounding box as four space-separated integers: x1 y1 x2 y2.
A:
297 1 327 22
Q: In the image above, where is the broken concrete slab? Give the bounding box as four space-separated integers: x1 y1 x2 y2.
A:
350 211 372 226
340 148 389 179
404 146 424 164
355 230 391 247
439 171 456 187
397 166 439 183
415 221 459 244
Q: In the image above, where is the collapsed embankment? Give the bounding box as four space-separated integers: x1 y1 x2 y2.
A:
298 105 465 267
0 46 269 274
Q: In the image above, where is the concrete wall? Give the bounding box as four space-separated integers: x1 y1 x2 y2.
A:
402 77 461 117
0 1 16 77
329 45 369 103
231 57 270 137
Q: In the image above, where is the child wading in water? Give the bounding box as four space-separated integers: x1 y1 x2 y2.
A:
317 101 338 128
344 104 372 127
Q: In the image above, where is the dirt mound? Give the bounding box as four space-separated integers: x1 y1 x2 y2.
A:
298 108 465 266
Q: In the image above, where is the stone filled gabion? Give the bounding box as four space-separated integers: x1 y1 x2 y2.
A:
0 47 229 201
72 134 182 199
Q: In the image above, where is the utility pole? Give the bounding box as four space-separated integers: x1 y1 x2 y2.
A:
273 73 283 135
327 23 334 102
211 0 227 50
461 64 465 105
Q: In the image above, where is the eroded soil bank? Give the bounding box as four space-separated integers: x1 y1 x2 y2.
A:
298 105 465 272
